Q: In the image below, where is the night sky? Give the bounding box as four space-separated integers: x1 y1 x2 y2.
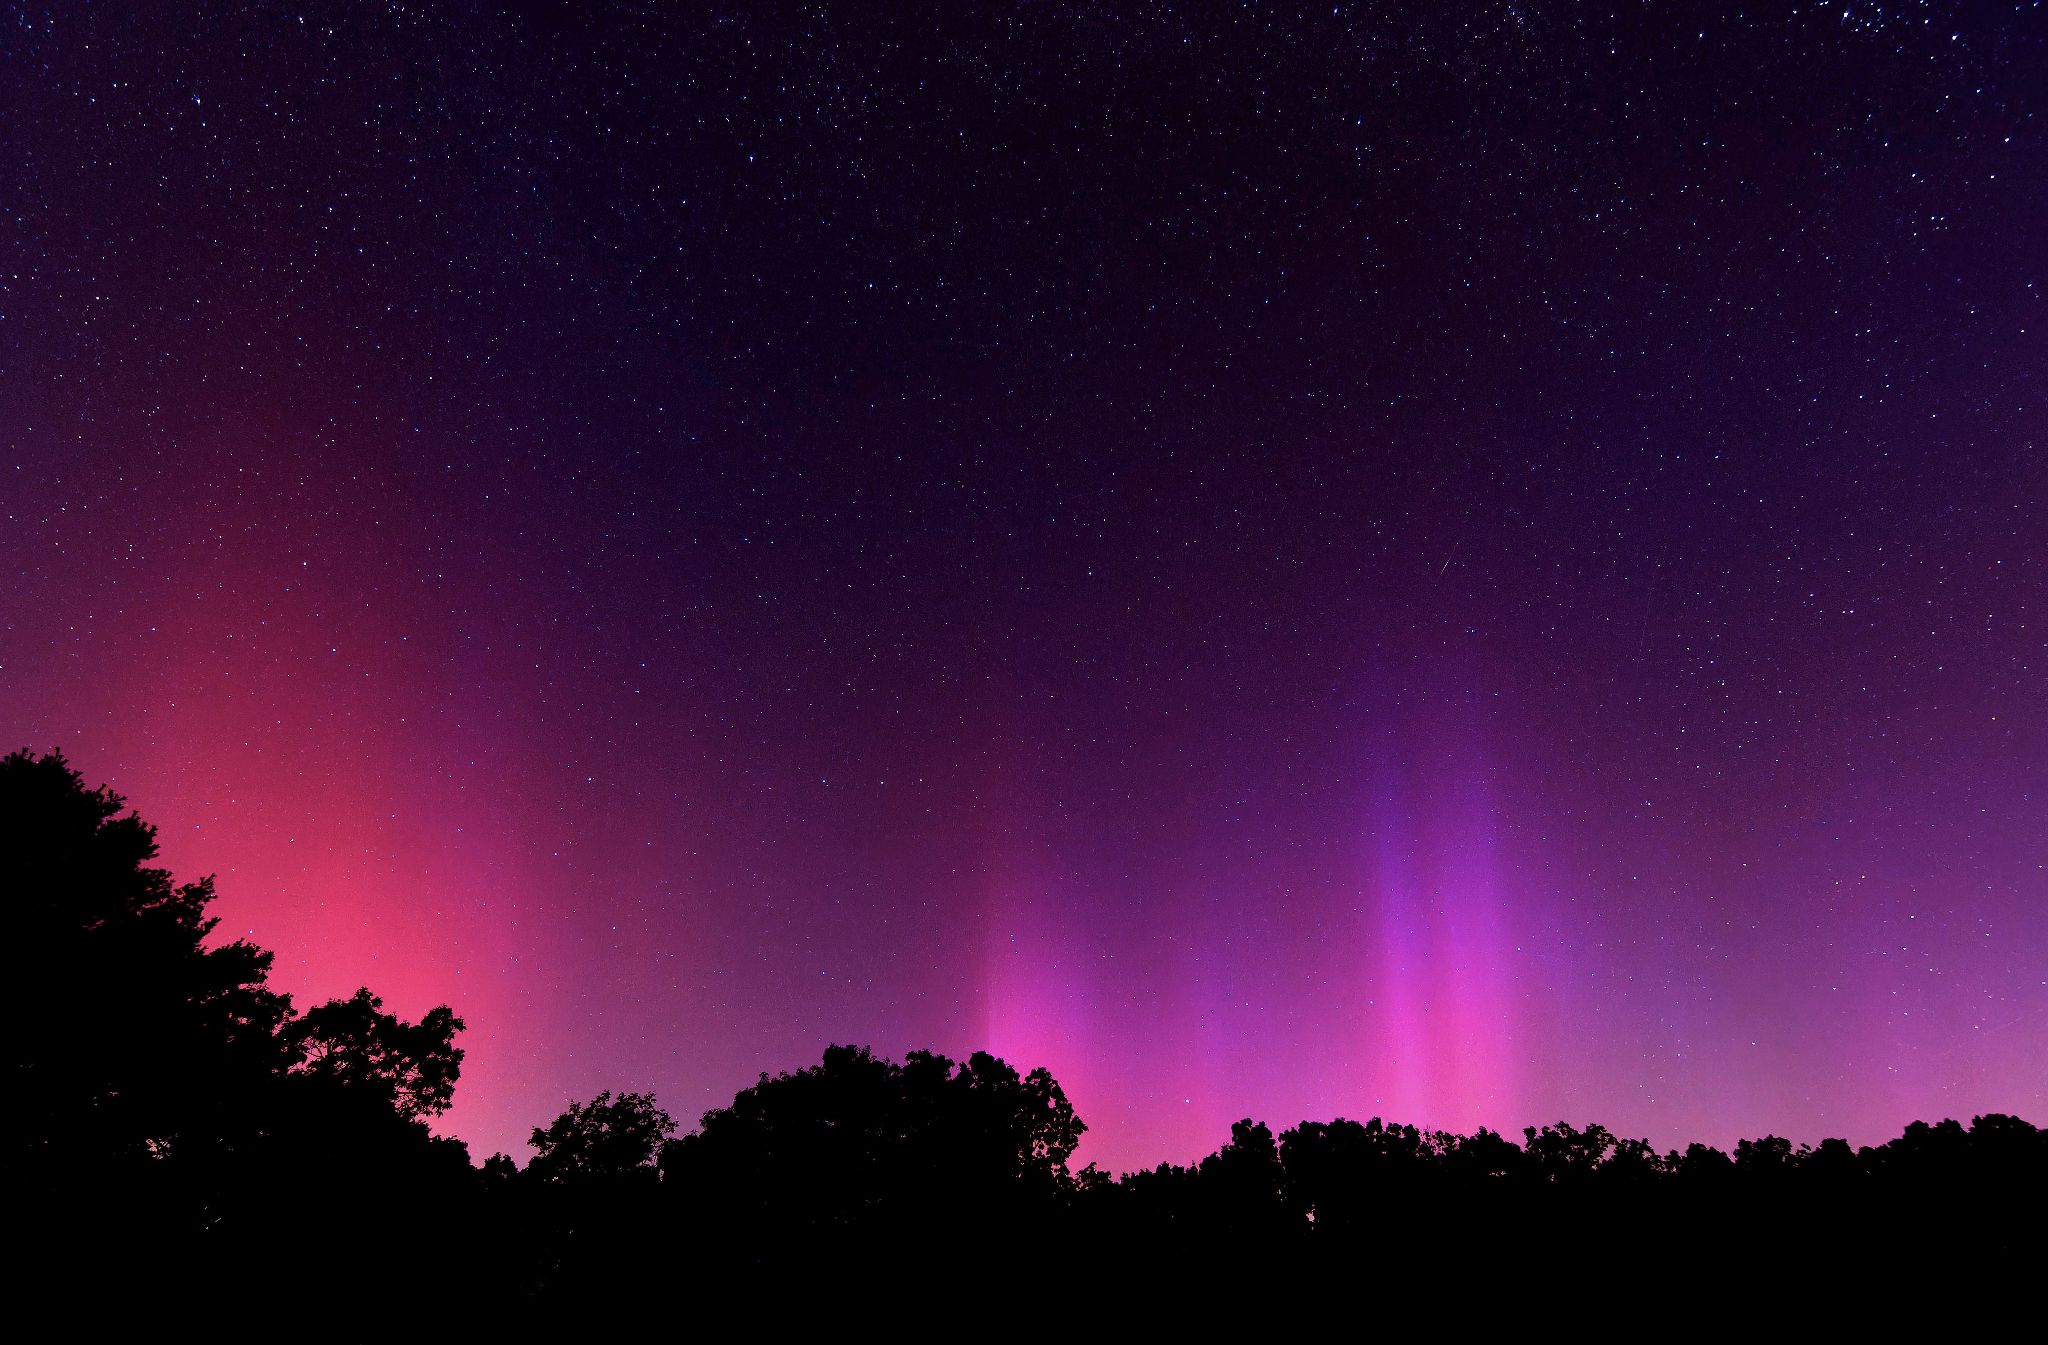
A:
5 2 2043 1172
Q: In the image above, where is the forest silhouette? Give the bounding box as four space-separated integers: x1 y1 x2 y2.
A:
10 748 2041 1322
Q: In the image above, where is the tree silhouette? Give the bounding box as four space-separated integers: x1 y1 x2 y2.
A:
1524 1119 1619 1183
5 749 476 1319
4 748 292 1170
1433 1124 1523 1185
288 986 464 1121
528 1090 676 1184
658 1043 1083 1274
1193 1118 1293 1240
8 747 2046 1319
1279 1117 1437 1231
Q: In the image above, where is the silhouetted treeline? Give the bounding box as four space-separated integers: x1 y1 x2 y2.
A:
9 750 2042 1325
7 750 477 1316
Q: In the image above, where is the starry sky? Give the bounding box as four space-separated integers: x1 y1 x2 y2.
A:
4 2 2043 1172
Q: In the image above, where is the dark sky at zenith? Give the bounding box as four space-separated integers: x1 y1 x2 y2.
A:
4 2 2043 1171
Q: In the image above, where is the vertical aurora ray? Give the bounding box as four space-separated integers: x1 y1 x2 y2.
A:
1367 782 1435 1122
977 844 1105 1153
6 1 2043 1182
1351 713 1534 1136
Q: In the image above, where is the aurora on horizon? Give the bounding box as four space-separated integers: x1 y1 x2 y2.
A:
3 3 2042 1175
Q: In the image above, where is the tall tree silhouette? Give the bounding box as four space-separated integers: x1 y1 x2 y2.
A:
5 749 476 1318
4 749 292 1169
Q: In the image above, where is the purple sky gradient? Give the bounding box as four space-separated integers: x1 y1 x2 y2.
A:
4 3 2043 1171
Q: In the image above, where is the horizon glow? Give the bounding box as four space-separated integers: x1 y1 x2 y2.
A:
4 4 2042 1174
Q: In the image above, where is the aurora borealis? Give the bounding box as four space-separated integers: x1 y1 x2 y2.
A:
3 3 2042 1173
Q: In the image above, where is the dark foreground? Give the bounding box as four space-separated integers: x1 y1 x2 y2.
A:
12 748 2041 1328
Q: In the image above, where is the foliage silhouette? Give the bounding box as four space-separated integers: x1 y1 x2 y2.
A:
6 750 476 1317
7 748 2043 1319
288 986 464 1121
529 1090 676 1184
5 748 293 1169
648 1044 1084 1279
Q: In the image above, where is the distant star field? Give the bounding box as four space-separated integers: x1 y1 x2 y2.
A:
3 3 2043 1170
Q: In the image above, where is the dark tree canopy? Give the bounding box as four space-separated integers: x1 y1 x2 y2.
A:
289 986 464 1122
7 747 2045 1322
527 1090 676 1184
5 748 292 1164
4 750 472 1242
1523 1119 1620 1183
662 1044 1084 1238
